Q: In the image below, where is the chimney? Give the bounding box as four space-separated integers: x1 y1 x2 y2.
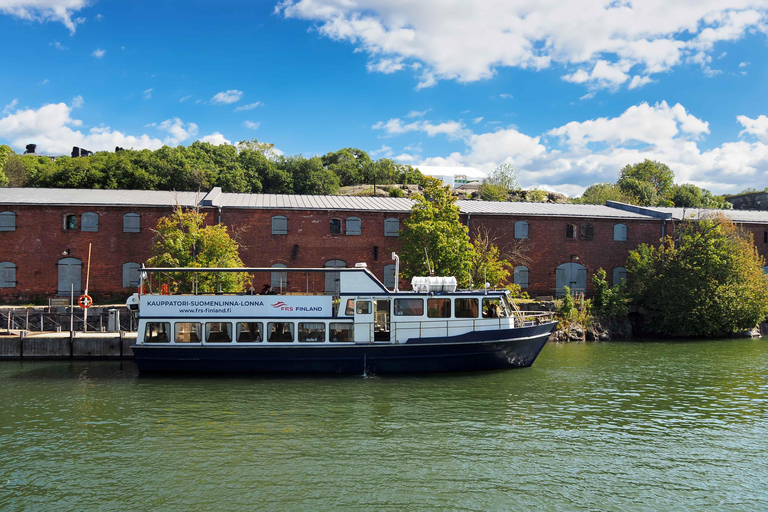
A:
71 146 80 158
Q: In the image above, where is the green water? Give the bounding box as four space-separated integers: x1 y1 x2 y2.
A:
1 339 767 511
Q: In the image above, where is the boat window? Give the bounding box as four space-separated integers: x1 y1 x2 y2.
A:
267 322 294 342
237 322 263 342
206 322 232 343
455 298 479 318
299 322 326 342
345 299 355 316
394 298 424 316
175 322 202 343
145 322 171 343
482 298 506 318
427 298 451 318
330 323 353 342
356 301 372 314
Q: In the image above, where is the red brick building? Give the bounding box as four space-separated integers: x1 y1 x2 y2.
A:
1 187 767 301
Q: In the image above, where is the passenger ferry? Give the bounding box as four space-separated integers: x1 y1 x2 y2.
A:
128 263 556 374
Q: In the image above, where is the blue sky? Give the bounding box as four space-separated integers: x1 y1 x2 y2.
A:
2 0 768 196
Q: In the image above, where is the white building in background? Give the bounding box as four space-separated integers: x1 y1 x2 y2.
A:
414 166 487 188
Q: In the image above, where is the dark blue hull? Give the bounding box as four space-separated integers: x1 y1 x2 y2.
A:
131 322 556 374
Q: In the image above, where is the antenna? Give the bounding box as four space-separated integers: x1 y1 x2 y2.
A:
424 248 434 276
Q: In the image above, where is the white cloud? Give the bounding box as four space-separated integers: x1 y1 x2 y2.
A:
233 102 262 112
372 118 469 140
38 78 49 85
0 99 167 154
276 0 768 91
3 99 18 115
243 120 260 130
49 40 68 50
0 0 88 34
91 48 105 59
738 114 768 143
370 144 392 157
157 117 198 145
499 94 513 99
179 95 192 103
71 95 83 108
211 90 243 105
406 110 428 118
143 88 152 99
387 102 766 196
199 132 231 145
473 117 484 124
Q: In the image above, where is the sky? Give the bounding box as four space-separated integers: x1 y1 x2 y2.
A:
1 0 768 196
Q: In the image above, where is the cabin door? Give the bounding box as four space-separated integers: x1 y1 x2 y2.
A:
374 299 391 342
354 299 375 343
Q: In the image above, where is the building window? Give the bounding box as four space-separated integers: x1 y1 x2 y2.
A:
330 218 341 235
613 267 628 286
614 223 628 241
123 213 141 233
57 257 82 295
383 264 396 289
0 262 16 288
384 217 400 237
64 214 78 230
514 221 528 239
0 211 16 232
513 265 529 289
271 263 288 291
346 217 361 236
581 224 594 241
81 212 99 232
565 224 578 239
122 262 141 288
764 231 767 244
271 215 288 235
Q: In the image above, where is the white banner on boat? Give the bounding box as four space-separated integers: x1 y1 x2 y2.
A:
140 295 333 318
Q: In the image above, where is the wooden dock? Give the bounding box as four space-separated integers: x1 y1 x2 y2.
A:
0 331 137 359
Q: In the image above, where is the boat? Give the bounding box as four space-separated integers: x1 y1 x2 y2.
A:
127 262 557 374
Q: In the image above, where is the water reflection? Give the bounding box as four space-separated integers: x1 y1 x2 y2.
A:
0 339 767 511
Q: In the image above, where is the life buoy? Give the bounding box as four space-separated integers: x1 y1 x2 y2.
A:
78 294 93 309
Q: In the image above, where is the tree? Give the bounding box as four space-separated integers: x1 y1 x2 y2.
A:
468 228 513 287
400 176 476 287
626 214 768 337
478 163 519 201
146 206 249 293
618 159 674 202
0 145 11 187
575 182 636 205
591 268 628 318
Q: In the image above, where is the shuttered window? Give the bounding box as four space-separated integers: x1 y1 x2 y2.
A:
123 262 141 288
613 267 628 286
384 217 400 237
0 262 16 288
123 213 141 233
271 216 288 235
513 266 529 288
346 217 361 235
0 212 15 232
614 223 627 241
81 212 99 232
514 221 528 239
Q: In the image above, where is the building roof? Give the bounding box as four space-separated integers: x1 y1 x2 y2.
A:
642 206 768 224
416 166 487 179
0 188 201 207
212 192 414 212
457 200 653 219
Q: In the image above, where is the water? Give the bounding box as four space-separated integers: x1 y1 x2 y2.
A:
1 339 767 511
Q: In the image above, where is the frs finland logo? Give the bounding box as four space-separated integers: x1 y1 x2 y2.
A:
271 301 293 311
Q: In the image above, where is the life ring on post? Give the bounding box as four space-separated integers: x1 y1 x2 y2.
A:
161 284 170 295
78 294 93 309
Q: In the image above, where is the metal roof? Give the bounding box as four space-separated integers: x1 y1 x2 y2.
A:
641 206 768 224
0 188 201 207
457 200 654 219
213 192 415 212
